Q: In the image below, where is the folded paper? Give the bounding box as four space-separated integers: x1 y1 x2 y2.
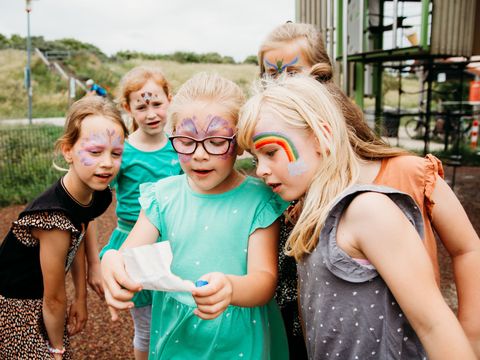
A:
122 241 195 292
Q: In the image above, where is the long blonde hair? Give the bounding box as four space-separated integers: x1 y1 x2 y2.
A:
116 65 172 132
167 72 245 132
238 75 360 261
259 22 409 160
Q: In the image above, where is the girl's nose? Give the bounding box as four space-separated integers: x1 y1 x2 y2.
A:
255 159 270 178
146 107 156 119
100 153 114 168
192 142 209 160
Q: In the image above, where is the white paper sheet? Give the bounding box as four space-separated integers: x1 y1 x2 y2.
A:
122 241 195 292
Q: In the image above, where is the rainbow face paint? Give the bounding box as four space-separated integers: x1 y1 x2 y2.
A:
264 56 299 74
253 131 307 176
253 132 299 162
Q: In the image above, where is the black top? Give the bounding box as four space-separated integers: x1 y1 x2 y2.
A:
0 178 111 299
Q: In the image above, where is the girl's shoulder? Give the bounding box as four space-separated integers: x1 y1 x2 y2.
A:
377 154 443 184
329 184 424 241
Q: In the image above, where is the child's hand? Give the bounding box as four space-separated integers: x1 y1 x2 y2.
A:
101 249 142 320
67 298 87 336
87 262 105 299
192 272 233 320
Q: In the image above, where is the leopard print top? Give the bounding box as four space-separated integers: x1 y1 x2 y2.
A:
12 210 84 271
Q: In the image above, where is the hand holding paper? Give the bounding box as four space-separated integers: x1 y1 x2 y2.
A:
122 241 195 292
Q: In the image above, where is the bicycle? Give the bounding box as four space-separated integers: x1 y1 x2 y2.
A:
404 113 472 146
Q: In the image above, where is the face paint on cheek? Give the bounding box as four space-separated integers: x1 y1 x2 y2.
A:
287 159 308 176
178 153 192 163
77 149 97 166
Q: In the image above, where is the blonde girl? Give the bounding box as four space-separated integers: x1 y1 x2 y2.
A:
258 22 480 357
237 74 476 359
99 65 182 360
0 96 127 359
101 72 289 359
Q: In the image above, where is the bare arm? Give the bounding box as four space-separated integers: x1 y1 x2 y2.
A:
34 227 71 355
101 210 159 319
430 177 480 356
84 220 104 298
192 221 279 320
68 240 87 336
343 192 475 360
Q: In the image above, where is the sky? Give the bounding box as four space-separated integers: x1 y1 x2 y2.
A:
0 0 296 62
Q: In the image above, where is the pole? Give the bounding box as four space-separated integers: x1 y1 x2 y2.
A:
26 0 33 125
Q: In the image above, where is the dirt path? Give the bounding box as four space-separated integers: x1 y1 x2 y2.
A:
0 165 478 358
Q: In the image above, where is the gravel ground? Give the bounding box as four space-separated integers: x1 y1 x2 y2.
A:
0 165 479 358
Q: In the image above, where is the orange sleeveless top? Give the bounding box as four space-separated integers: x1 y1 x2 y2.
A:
373 154 444 282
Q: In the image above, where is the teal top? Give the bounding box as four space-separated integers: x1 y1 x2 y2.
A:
112 140 182 223
139 175 290 359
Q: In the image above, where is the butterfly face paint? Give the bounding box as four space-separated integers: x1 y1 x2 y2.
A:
253 131 307 176
264 56 299 74
174 115 236 162
77 129 124 167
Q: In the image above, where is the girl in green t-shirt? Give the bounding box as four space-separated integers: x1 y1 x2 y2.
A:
100 66 182 360
101 72 289 359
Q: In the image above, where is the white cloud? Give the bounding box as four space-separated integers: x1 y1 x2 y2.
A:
0 0 295 61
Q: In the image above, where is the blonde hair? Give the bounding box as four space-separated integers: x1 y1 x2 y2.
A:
55 96 127 154
238 75 361 261
117 65 172 132
168 72 245 132
259 22 409 160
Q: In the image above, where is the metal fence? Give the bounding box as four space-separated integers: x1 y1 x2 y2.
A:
0 124 64 206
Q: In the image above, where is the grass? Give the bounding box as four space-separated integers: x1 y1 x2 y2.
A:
0 50 258 120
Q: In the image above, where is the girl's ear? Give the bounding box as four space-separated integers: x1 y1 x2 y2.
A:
62 144 73 164
314 123 333 154
122 102 131 113
167 93 173 102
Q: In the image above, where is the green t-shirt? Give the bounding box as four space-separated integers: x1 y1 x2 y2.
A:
139 175 290 359
112 140 182 222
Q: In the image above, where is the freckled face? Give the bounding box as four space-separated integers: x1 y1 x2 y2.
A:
127 79 170 137
263 38 311 78
66 115 125 192
173 102 240 194
251 108 321 202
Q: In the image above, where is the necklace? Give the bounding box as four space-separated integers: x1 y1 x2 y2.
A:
60 177 94 207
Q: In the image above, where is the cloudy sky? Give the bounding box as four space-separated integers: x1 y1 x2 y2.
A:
0 0 296 62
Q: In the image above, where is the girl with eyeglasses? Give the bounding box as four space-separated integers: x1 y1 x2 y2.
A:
101 72 290 359
99 66 182 360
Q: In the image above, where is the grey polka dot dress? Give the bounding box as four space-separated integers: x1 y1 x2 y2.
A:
297 185 428 360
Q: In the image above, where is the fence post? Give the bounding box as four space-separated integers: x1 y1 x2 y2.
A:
68 77 76 106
